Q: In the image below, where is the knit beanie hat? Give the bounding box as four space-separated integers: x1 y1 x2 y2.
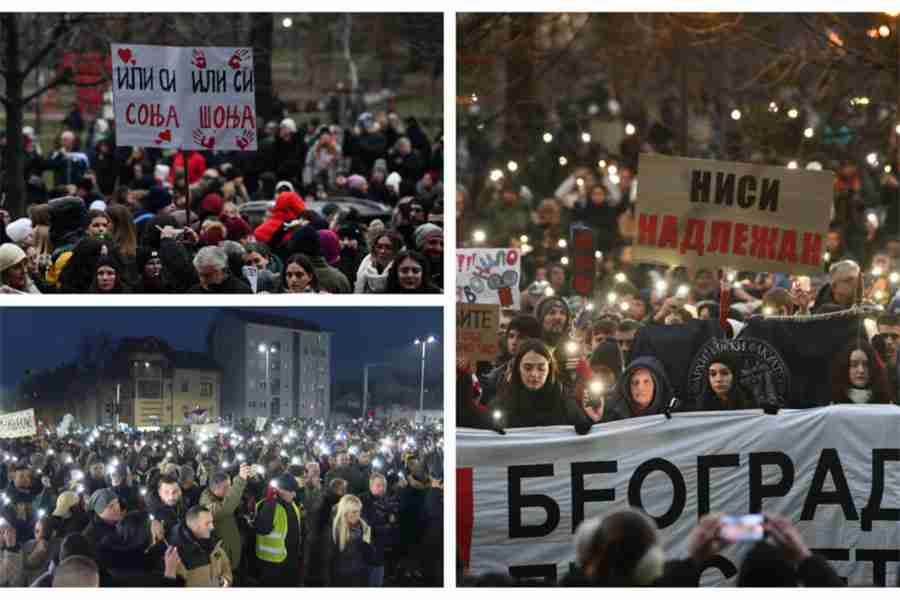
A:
89 200 108 212
535 296 570 325
347 174 367 191
291 225 321 258
318 230 341 265
223 216 252 241
414 223 443 250
5 218 32 244
141 186 173 214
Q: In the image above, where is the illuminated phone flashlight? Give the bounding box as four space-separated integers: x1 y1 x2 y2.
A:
149 514 155 522
221 462 230 469
106 465 116 475
655 280 668 294
398 471 405 479
201 445 209 454
544 286 555 297
492 410 503 422
869 213 879 226
256 466 266 475
373 458 384 469
620 301 630 312
614 272 627 283
595 251 603 260
472 230 486 244
280 450 288 458
166 452 173 459
763 306 775 316
47 449 55 456
676 285 690 299
891 272 900 285
873 266 884 277
589 380 604 395
71 470 84 481
558 239 568 249
875 289 885 301
236 453 245 462
566 341 580 355
561 256 569 266
291 456 302 466
520 235 529 244
139 487 147 496
307 430 315 439
269 479 279 489
586 303 595 311
76 484 85 494
824 251 831 262
38 509 46 518
607 292 617 304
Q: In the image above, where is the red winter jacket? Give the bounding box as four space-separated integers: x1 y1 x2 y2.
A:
254 192 306 244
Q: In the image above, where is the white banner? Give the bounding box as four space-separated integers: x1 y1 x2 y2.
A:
111 44 257 151
0 409 37 439
456 248 521 309
255 416 267 432
191 423 219 440
457 406 900 587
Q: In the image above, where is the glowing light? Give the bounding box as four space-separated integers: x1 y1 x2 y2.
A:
768 101 779 113
880 25 892 37
608 165 618 176
282 17 293 28
891 272 900 284
806 161 823 171
731 109 742 120
507 161 518 172
620 302 631 312
489 169 503 182
473 230 486 243
787 161 798 170
595 250 603 259
566 341 579 355
824 251 831 262
598 160 607 169
624 123 636 136
886 165 893 174
520 235 529 243
586 303 595 311
869 214 880 226
787 108 799 119
655 280 668 294
559 156 568 166
544 287 555 297
581 132 592 143
875 289 886 301
763 306 774 316
493 410 502 421
589 380 604 394
614 272 627 283
543 132 553 143
560 256 570 266
607 292 618 304
676 285 690 299
558 239 568 249
867 153 879 166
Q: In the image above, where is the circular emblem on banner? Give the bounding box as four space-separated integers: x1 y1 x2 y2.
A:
688 337 790 406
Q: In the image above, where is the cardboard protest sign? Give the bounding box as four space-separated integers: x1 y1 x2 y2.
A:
111 44 257 151
0 408 37 439
191 423 219 440
634 154 832 276
457 303 500 363
457 248 521 308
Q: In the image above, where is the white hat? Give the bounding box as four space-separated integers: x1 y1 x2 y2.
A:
154 164 171 181
280 118 297 134
4 218 32 245
0 243 26 272
275 180 295 194
386 172 402 193
89 200 108 212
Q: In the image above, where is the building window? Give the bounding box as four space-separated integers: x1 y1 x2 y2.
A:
270 378 281 392
271 359 281 372
271 341 281 353
181 380 189 393
249 401 256 408
200 383 213 397
137 380 162 398
258 380 266 391
271 398 280 417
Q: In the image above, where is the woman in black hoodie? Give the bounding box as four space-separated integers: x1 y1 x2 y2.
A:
490 338 593 432
604 355 676 422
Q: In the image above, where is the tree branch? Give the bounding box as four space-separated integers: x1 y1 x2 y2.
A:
22 13 88 78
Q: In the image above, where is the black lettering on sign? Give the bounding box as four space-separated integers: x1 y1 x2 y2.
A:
159 68 177 93
508 464 560 538
800 449 859 521
698 555 738 581
690 170 780 212
191 70 228 94
627 458 686 528
571 460 616 532
115 66 154 91
749 452 794 513
861 448 900 531
856 549 900 587
810 548 850 585
697 454 740 517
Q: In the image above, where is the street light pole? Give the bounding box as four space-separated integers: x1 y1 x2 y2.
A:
413 336 436 413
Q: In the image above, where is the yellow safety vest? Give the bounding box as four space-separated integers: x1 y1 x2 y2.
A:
255 499 302 564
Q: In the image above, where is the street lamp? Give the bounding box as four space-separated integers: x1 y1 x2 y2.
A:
413 336 437 412
258 344 277 415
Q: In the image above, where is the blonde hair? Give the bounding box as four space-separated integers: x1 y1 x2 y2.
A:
332 494 367 552
32 224 52 257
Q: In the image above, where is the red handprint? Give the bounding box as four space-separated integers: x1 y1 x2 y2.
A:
192 128 216 150
154 129 173 145
191 49 206 69
228 48 250 70
235 128 256 151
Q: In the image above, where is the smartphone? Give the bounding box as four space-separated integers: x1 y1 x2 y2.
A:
719 514 765 543
796 276 811 293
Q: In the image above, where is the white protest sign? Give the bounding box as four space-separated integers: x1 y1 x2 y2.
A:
255 416 267 432
634 154 833 276
0 408 38 439
457 406 900 587
111 44 257 151
457 248 521 308
191 423 220 440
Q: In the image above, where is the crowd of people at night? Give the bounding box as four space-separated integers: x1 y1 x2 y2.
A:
0 416 443 587
0 108 444 294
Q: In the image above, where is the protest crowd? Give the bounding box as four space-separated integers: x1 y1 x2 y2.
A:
456 127 900 586
0 416 444 587
0 108 444 294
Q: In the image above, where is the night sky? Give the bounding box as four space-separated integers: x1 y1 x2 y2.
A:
0 307 443 390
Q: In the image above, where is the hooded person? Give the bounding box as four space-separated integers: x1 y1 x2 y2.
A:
287 225 351 293
134 186 175 244
335 222 365 287
533 295 588 386
490 337 594 432
134 247 176 293
604 356 677 422
88 254 130 293
253 191 305 249
696 351 755 411
58 239 130 293
0 243 40 294
414 222 443 289
318 229 342 268
169 505 232 587
44 196 88 287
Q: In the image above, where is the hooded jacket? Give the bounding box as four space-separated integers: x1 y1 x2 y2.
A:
254 192 306 245
169 522 232 587
605 356 676 422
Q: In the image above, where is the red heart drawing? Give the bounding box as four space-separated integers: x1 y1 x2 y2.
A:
117 48 133 64
158 129 172 142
